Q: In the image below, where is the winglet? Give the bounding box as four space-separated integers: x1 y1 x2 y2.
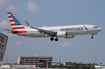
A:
25 20 31 27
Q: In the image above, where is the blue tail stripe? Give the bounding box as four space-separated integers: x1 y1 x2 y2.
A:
15 23 21 25
16 24 21 25
10 13 22 25
14 22 20 24
10 14 13 16
13 18 17 20
14 20 19 22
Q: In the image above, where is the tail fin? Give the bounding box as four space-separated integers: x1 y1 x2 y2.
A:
7 12 25 30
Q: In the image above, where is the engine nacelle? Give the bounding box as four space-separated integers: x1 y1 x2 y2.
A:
57 32 74 38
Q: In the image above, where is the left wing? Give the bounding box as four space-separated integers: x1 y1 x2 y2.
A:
25 21 57 36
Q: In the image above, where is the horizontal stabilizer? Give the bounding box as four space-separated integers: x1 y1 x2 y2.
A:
2 28 18 32
2 29 14 31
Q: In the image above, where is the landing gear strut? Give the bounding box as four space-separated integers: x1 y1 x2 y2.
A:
91 35 94 39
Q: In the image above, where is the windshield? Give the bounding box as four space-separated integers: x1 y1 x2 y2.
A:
93 26 98 28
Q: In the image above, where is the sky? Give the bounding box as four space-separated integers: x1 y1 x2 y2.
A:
0 0 105 65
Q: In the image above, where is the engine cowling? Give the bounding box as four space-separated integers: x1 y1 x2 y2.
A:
57 32 74 38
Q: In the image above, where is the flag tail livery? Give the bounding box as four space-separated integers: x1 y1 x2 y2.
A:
3 12 102 41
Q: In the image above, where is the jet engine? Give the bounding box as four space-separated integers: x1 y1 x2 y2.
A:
57 32 74 38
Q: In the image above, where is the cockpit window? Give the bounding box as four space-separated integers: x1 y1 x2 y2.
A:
93 26 98 28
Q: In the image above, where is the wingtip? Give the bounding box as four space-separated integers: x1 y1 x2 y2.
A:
25 20 31 27
25 20 27 23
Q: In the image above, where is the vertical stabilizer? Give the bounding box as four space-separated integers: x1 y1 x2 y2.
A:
7 12 27 34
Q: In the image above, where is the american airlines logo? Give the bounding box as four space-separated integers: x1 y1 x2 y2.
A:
61 26 88 31
84 26 88 30
61 27 84 31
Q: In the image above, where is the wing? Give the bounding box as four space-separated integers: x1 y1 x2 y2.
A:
30 26 57 36
25 20 57 36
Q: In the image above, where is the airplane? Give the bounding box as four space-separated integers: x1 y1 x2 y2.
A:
3 12 102 41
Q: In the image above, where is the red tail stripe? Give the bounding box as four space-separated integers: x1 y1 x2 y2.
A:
12 27 25 29
7 12 11 14
11 24 16 26
8 16 12 18
10 20 14 22
18 31 27 33
13 30 27 34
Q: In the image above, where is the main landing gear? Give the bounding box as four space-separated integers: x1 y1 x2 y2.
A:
91 34 94 39
50 37 58 41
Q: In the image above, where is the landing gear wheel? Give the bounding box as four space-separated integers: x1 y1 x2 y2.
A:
91 35 94 39
55 38 58 41
50 37 54 41
91 36 93 39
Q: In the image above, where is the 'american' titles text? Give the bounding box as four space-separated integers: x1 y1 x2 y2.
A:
61 27 84 31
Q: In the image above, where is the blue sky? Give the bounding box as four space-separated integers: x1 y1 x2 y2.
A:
0 0 105 65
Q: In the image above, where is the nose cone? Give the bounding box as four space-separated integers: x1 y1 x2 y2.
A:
98 28 102 31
